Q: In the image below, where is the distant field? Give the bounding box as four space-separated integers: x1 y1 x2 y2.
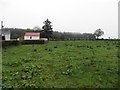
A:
2 40 119 88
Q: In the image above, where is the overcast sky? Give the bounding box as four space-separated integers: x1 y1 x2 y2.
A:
0 0 119 38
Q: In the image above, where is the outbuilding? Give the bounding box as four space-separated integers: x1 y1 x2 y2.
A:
24 32 40 40
1 29 10 40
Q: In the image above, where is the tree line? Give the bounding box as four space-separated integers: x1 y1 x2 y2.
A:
2 19 104 40
3 28 102 40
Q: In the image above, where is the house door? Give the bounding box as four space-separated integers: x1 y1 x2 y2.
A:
2 36 5 40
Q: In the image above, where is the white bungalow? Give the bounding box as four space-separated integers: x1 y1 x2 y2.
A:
24 32 40 40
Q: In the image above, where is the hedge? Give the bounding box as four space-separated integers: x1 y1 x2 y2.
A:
21 40 45 45
2 40 20 48
2 40 46 48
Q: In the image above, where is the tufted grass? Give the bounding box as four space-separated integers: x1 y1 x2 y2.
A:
2 40 119 88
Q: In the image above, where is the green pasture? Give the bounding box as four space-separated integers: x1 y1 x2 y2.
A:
2 40 119 88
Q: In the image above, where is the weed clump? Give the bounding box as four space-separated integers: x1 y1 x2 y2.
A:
33 49 37 52
48 49 52 52
54 46 58 48
45 48 48 50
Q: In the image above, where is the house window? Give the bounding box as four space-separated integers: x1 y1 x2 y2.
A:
30 36 32 39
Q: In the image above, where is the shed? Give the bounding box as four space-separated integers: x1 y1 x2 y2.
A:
24 32 40 40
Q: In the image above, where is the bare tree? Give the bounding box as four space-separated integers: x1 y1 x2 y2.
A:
33 26 42 31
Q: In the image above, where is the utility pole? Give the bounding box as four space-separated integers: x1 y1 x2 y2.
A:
118 3 120 84
0 21 3 85
1 21 4 29
0 21 4 40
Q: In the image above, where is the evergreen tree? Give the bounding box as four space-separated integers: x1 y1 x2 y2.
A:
42 19 53 40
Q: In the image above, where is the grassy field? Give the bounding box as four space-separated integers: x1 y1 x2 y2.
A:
2 40 119 88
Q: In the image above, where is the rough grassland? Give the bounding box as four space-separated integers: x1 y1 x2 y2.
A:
2 40 119 88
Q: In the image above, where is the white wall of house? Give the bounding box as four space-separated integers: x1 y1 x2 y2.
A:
24 36 40 40
3 34 10 40
2 30 10 40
